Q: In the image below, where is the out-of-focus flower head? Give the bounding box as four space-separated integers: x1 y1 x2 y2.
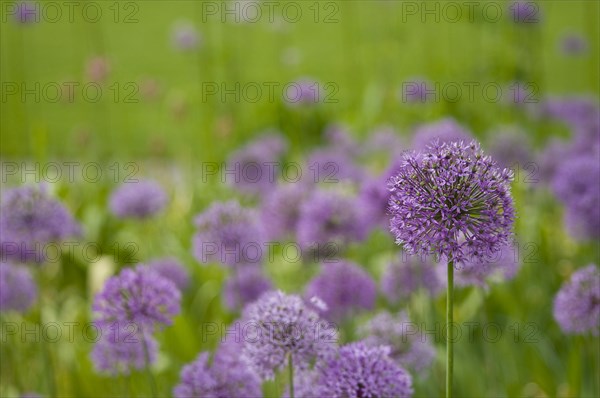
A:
0 262 37 313
223 266 273 311
109 180 168 219
146 257 190 292
411 118 473 151
171 21 201 51
381 253 442 303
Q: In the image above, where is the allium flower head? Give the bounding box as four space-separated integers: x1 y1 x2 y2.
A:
401 78 434 103
193 200 264 267
543 97 599 131
487 127 534 170
411 118 472 151
509 1 540 24
172 21 201 51
146 257 190 292
223 267 273 310
227 131 288 195
388 140 515 263
560 33 588 55
0 185 81 263
241 290 337 380
315 341 413 398
552 155 600 239
305 261 376 321
324 124 362 157
0 262 37 313
14 1 38 23
285 78 321 106
305 148 366 184
109 180 167 219
297 190 367 257
360 311 436 372
260 183 310 240
553 265 600 335
381 254 442 303
93 266 181 331
91 323 157 375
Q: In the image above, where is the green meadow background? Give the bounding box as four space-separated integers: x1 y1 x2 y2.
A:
1 1 599 397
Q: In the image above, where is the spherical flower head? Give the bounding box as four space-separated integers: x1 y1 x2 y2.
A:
305 148 366 185
0 185 81 263
227 131 288 195
316 341 413 398
381 254 442 303
552 155 600 239
364 126 404 158
297 190 368 257
146 257 190 292
388 140 515 263
537 138 572 185
324 124 362 158
487 126 533 171
93 266 181 331
438 242 520 288
553 265 600 335
359 311 436 373
401 78 433 103
543 97 599 131
304 261 376 321
173 342 262 398
285 77 322 106
171 21 201 51
411 118 472 151
0 262 37 313
15 1 38 23
560 33 588 55
91 323 157 375
109 180 167 219
193 200 264 267
241 290 337 380
509 1 541 24
223 267 273 311
260 183 310 240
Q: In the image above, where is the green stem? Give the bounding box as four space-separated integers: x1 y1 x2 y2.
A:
288 354 295 398
446 260 454 398
143 337 157 398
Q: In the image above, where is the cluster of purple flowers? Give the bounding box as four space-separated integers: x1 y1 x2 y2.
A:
411 118 473 151
553 265 600 335
109 180 168 219
381 254 442 304
0 262 37 313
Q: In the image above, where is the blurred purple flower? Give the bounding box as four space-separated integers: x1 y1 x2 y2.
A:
147 257 190 292
85 56 111 84
241 290 337 380
509 1 541 24
389 140 515 263
91 323 158 375
560 33 588 55
93 266 181 331
0 185 81 264
360 311 436 372
109 180 167 219
284 78 322 106
305 261 376 321
297 190 368 258
227 131 288 195
364 126 404 157
401 78 434 103
223 267 273 311
193 200 264 267
553 264 600 335
324 124 362 157
487 127 534 170
0 262 37 313
381 254 442 303
171 22 201 51
14 1 38 23
315 341 413 398
260 183 310 240
411 118 472 151
305 148 366 185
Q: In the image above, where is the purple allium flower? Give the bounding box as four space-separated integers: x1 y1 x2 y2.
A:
537 138 572 184
509 1 540 24
324 124 362 157
0 185 81 263
560 33 588 55
146 257 190 292
0 262 37 313
305 148 366 184
223 267 273 311
285 78 322 106
241 290 337 380
487 127 534 170
171 22 201 51
14 1 38 23
91 323 158 375
553 265 600 335
364 126 404 157
388 140 515 263
438 242 520 287
93 266 181 332
173 346 261 398
552 155 600 239
401 78 434 103
358 173 393 230
381 254 442 303
297 190 367 258
315 341 413 398
193 200 264 267
260 183 310 240
543 97 600 131
109 180 167 219
227 131 288 195
360 311 436 372
304 261 376 321
411 118 473 151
